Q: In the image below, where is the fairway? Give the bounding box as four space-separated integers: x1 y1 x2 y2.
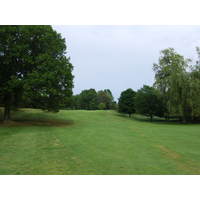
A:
0 109 200 175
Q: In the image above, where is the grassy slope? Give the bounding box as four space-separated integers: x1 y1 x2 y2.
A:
0 109 200 174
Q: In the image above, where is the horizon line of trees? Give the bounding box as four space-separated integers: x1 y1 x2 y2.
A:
118 48 200 123
70 88 117 110
0 26 199 124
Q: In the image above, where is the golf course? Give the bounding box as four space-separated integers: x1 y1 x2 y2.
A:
0 108 200 175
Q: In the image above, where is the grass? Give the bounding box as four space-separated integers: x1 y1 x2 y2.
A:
0 108 200 174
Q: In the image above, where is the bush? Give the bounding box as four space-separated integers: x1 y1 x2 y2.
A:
98 103 106 110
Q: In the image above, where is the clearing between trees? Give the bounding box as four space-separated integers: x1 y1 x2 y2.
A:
0 109 200 175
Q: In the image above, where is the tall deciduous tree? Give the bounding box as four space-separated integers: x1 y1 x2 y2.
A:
118 88 136 117
153 48 191 122
0 25 73 121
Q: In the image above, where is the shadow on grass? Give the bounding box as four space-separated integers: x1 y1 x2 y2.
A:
0 108 74 127
115 113 197 126
0 119 74 127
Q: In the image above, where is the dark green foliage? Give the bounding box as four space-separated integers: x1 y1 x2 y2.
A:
110 101 117 110
79 89 98 110
0 25 73 120
97 89 114 109
189 48 200 121
71 95 81 110
153 48 200 122
117 47 199 123
118 88 136 117
135 85 165 121
98 102 106 110
71 89 115 110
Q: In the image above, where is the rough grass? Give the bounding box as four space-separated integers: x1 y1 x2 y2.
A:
0 108 200 174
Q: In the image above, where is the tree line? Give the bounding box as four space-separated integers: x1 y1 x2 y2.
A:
0 26 200 123
71 89 117 110
118 48 200 122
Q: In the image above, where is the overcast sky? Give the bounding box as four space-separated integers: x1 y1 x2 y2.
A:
53 26 200 100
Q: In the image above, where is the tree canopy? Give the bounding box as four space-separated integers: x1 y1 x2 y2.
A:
0 25 74 121
135 85 165 121
97 89 114 109
71 88 116 110
98 102 106 110
78 89 98 110
118 88 136 117
153 48 200 122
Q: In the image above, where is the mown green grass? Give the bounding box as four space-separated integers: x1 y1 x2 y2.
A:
0 109 200 174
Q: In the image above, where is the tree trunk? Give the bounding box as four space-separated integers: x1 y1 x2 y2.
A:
128 113 131 118
182 116 187 123
150 115 153 122
3 105 11 121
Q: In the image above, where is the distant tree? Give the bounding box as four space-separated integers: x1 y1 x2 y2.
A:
98 102 106 110
110 101 117 110
97 89 114 109
71 95 81 109
79 89 98 110
0 25 73 121
118 88 136 117
135 85 165 121
104 89 114 100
